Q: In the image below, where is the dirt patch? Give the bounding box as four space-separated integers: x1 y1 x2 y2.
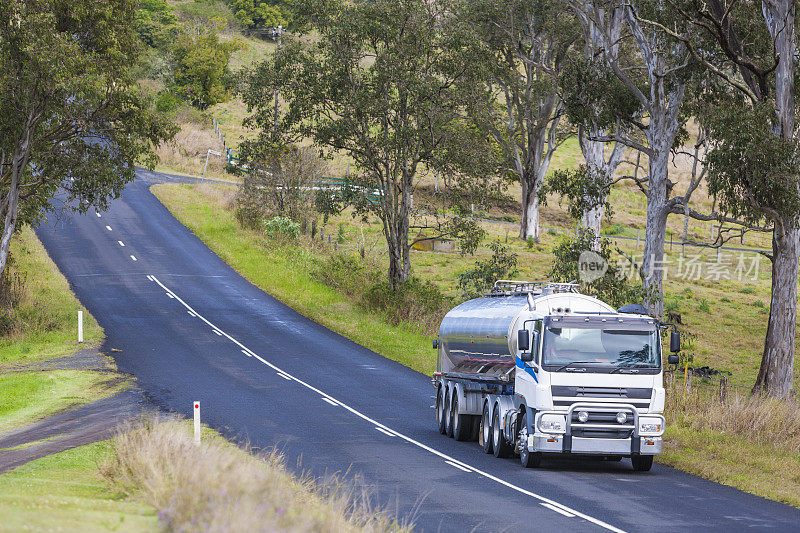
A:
1 347 114 373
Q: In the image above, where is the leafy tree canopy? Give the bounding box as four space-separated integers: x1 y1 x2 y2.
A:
172 29 242 110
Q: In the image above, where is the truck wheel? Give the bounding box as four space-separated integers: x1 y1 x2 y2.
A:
492 405 512 458
436 386 446 435
480 403 493 454
519 412 541 468
631 454 654 472
443 388 454 438
452 393 472 441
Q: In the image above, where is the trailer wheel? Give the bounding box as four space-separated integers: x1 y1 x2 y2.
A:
443 388 454 437
631 454 653 472
518 411 541 468
480 403 493 454
452 393 472 441
436 386 446 435
492 405 512 458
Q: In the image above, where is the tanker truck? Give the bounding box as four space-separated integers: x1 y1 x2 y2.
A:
432 280 680 471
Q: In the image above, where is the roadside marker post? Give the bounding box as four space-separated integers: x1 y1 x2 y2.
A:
78 311 84 343
193 401 201 445
202 149 222 180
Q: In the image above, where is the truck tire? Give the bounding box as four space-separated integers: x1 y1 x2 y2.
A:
492 405 512 458
443 388 454 438
436 386 446 435
631 454 653 472
480 403 493 454
452 393 472 441
518 411 541 468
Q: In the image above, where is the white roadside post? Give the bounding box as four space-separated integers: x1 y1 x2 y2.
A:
78 311 83 343
202 149 222 180
193 401 201 445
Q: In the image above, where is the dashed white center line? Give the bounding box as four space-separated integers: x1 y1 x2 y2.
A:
146 274 625 533
445 460 472 473
105 225 112 231
541 503 576 518
130 255 137 261
118 241 125 247
96 212 101 218
376 427 395 437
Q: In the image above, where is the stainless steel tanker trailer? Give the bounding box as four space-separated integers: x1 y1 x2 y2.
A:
432 280 680 471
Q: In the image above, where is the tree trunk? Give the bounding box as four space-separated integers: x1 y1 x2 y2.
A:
754 222 799 397
386 167 413 288
642 141 670 318
519 177 541 241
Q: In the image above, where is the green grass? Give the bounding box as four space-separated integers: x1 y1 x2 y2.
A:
0 226 102 367
0 441 157 532
0 371 123 434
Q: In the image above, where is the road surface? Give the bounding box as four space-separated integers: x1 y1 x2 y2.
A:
36 170 800 532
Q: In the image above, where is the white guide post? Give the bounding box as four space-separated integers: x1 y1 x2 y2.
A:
193 401 201 445
78 311 84 343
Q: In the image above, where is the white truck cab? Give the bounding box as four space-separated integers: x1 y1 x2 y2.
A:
432 280 680 471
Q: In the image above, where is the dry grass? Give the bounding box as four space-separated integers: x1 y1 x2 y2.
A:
102 417 412 532
662 379 800 507
156 115 230 181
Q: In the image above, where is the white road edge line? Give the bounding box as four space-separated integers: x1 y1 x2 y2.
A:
376 427 395 437
146 275 154 281
105 225 112 231
445 460 472 473
541 503 576 518
322 397 339 406
188 311 196 317
276 373 292 381
213 330 223 336
167 293 174 299
147 274 624 533
130 255 137 261
118 241 125 247
241 349 252 357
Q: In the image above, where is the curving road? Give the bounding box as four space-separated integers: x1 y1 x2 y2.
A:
36 170 800 532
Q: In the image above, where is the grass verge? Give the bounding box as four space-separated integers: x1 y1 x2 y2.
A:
103 417 410 532
154 181 800 510
0 371 124 435
0 441 157 532
0 226 102 367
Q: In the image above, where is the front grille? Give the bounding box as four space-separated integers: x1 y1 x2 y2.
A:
552 386 653 409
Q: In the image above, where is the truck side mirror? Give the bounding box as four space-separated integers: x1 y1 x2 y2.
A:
670 330 681 353
517 329 530 351
668 353 679 365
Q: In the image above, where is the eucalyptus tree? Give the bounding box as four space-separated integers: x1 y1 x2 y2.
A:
0 0 174 278
463 0 578 242
641 0 799 397
570 0 693 316
241 0 487 287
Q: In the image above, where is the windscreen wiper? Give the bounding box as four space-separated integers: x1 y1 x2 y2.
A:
553 361 598 372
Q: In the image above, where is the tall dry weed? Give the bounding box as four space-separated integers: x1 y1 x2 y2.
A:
102 417 411 532
665 377 800 451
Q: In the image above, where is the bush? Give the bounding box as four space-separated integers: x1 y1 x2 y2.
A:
456 242 519 300
263 216 300 242
741 285 757 294
697 298 711 313
603 222 625 236
155 91 183 114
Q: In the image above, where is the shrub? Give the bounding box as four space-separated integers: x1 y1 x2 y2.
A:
753 299 766 309
741 285 757 294
263 216 300 242
456 242 519 300
697 298 711 313
603 222 625 236
363 276 451 334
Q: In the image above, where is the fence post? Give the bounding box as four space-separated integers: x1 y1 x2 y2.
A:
193 401 201 445
78 310 84 343
718 376 728 402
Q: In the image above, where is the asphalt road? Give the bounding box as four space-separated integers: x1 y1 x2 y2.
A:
36 169 800 532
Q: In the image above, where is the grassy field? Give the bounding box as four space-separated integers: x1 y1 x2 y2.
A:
153 180 800 508
0 441 157 532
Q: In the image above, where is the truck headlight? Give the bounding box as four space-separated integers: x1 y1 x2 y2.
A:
539 414 566 433
639 417 664 436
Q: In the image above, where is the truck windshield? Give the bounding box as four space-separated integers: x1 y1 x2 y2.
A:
542 326 659 369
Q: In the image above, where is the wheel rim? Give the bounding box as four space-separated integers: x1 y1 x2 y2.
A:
482 408 491 444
